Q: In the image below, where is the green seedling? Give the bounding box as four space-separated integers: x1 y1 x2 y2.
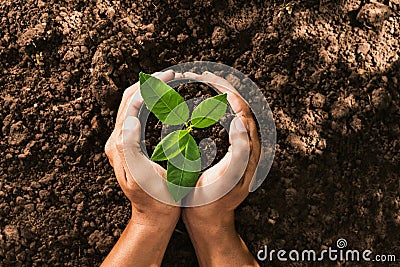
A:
139 72 228 201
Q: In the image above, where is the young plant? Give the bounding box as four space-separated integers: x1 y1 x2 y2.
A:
139 72 228 201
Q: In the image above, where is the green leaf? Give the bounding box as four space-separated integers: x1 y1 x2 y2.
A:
140 72 189 125
190 93 228 128
166 134 201 202
151 130 190 161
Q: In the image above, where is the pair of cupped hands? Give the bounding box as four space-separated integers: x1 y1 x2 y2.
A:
105 70 260 227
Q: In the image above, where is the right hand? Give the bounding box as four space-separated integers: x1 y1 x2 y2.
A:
181 71 261 227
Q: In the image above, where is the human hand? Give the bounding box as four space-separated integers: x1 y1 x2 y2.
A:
104 70 180 225
180 71 261 225
179 71 261 266
103 71 186 267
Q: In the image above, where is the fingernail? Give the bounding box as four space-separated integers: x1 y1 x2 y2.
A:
234 118 247 132
183 72 198 79
123 116 138 130
158 69 174 76
175 72 184 79
133 91 143 102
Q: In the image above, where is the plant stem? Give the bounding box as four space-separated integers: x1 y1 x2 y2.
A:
186 122 193 132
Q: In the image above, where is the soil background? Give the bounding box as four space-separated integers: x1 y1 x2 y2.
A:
1 0 400 266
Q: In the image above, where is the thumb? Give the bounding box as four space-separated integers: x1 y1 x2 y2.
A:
184 118 250 206
229 117 250 157
121 116 177 204
200 117 250 185
122 116 142 155
222 117 250 180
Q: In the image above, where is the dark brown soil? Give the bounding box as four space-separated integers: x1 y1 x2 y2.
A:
1 0 399 266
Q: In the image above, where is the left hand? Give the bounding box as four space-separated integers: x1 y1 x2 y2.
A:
104 70 180 225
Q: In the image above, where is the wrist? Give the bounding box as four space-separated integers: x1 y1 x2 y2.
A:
183 211 258 267
131 206 180 229
182 210 236 234
104 209 178 267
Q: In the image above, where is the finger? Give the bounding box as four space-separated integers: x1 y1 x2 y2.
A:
247 118 261 150
112 153 128 187
197 152 231 186
174 72 184 79
118 115 156 178
203 71 238 93
248 152 261 192
104 137 115 167
183 71 236 94
112 152 147 200
201 72 247 113
182 71 200 80
115 70 175 129
124 90 144 118
184 118 250 205
201 117 249 184
224 117 251 178
205 86 250 117
244 118 261 190
115 83 139 129
122 70 175 110
121 116 143 155
185 71 250 117
119 116 176 203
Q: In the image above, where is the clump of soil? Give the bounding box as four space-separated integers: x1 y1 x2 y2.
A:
1 0 399 266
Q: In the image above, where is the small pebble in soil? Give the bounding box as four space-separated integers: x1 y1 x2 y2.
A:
211 26 228 47
371 88 391 110
312 93 326 108
4 225 20 241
